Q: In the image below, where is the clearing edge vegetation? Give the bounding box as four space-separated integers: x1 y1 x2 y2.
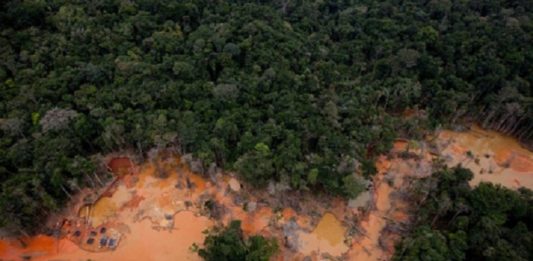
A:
0 127 531 260
0 0 532 260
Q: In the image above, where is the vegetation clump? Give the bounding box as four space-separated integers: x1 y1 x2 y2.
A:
394 167 533 261
196 220 278 261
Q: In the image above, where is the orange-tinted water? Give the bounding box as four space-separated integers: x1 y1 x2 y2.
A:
37 211 210 261
107 157 134 176
439 125 533 189
0 235 78 260
2 126 532 261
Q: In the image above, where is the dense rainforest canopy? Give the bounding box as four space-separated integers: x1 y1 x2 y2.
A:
394 167 533 261
0 0 531 233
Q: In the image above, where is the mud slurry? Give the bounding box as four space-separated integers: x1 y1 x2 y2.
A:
1 126 532 261
439 125 533 189
0 157 213 261
347 126 533 261
348 148 434 261
0 155 354 260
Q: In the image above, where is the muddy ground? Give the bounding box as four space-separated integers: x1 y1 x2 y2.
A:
1 125 532 261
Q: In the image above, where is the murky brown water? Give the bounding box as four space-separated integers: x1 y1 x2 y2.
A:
297 213 348 257
1 126 532 261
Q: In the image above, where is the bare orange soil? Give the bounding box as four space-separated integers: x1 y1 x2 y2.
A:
1 126 532 261
0 155 352 261
348 145 434 260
